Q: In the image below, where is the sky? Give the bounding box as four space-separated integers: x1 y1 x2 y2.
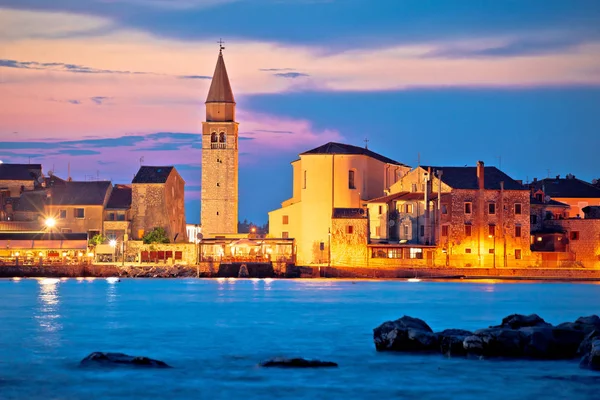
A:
1 0 599 224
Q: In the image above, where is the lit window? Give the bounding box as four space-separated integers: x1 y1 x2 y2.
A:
488 203 496 215
515 203 522 215
348 170 356 189
465 202 472 214
409 248 423 259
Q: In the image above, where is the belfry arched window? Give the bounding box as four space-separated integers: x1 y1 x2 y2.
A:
219 132 226 143
211 132 218 142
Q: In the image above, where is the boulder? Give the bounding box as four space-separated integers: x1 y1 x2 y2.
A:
259 358 338 368
464 328 525 357
580 339 600 371
578 330 600 356
80 352 171 368
521 326 584 359
557 316 600 336
495 314 551 329
373 316 438 352
437 329 473 357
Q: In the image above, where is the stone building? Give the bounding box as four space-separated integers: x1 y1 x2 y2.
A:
131 166 187 243
200 48 239 236
269 142 409 265
368 162 531 268
530 175 600 218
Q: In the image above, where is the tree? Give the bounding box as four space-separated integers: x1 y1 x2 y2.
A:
143 227 170 244
89 234 106 247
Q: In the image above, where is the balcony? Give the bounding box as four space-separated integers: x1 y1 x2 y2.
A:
211 143 227 149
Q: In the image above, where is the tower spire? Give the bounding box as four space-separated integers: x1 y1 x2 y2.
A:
206 42 235 104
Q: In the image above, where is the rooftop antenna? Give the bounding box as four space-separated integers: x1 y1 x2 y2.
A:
546 169 551 178
139 156 144 168
364 137 369 149
496 155 502 170
217 38 225 53
68 161 71 181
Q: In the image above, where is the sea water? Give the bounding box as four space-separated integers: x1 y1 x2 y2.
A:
1 278 599 399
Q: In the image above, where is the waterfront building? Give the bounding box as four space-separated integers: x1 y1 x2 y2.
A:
200 48 239 236
45 180 113 237
131 166 187 242
530 175 600 218
368 161 531 268
103 184 132 242
268 142 409 265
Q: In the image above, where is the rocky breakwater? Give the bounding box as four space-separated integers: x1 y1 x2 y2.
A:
373 314 600 371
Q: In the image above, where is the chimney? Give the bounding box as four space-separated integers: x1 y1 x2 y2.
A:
556 175 560 179
476 161 484 190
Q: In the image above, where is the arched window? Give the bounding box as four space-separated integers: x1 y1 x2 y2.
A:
219 132 226 143
211 132 218 142
348 170 356 189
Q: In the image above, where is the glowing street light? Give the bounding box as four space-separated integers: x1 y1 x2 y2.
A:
45 217 56 228
109 239 117 248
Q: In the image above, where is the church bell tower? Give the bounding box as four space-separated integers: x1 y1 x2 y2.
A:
201 45 238 235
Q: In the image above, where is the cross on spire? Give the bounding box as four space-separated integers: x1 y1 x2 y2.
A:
364 137 369 149
217 38 225 53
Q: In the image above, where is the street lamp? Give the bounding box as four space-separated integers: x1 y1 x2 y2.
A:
45 217 56 229
109 239 117 263
488 234 496 269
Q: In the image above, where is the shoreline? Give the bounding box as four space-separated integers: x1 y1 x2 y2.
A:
1 263 600 282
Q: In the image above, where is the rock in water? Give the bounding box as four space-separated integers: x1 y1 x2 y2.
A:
260 358 338 368
495 314 552 329
80 352 171 368
580 339 600 371
373 316 438 352
437 329 473 357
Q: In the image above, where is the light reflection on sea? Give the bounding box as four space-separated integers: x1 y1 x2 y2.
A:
0 278 599 400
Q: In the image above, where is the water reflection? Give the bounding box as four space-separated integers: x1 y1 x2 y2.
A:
34 281 62 349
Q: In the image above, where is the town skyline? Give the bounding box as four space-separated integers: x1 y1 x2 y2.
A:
1 1 600 224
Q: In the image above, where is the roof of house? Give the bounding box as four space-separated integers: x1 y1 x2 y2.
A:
0 163 42 181
332 208 367 219
422 165 525 190
49 181 111 206
530 197 569 207
301 142 406 166
206 51 235 104
532 177 600 198
132 166 174 184
14 191 47 212
106 184 132 209
44 174 66 188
